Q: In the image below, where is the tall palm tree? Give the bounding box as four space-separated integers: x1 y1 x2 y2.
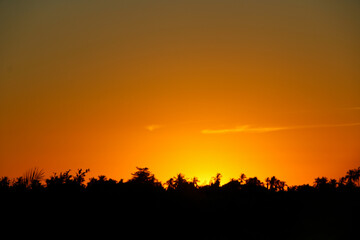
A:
211 173 222 187
191 177 199 188
265 177 270 190
174 173 187 190
269 176 278 191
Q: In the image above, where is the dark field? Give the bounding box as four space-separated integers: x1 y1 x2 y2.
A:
1 167 359 239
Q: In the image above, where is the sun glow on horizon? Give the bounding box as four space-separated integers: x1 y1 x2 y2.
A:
0 1 359 186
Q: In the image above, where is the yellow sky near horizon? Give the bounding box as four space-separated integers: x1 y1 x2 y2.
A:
1 0 360 186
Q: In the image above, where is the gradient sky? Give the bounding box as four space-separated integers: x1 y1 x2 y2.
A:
1 0 360 186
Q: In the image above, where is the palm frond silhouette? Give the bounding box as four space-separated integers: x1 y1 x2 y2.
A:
22 167 45 188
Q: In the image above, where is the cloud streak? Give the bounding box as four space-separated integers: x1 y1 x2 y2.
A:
201 123 360 134
145 124 162 131
201 125 288 134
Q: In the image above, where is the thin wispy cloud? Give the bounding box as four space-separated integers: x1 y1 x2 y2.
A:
201 125 288 134
201 123 360 134
145 124 162 132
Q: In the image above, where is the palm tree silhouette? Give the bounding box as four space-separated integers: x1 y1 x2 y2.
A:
345 169 360 187
278 180 286 191
23 167 45 189
269 176 279 191
211 173 222 188
191 177 199 188
265 177 270 190
314 177 328 189
165 177 176 190
130 167 156 184
172 173 189 191
239 173 247 185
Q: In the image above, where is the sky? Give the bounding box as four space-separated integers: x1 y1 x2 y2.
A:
1 0 360 186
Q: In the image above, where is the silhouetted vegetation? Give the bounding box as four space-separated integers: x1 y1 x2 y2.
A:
3 166 360 194
1 166 360 239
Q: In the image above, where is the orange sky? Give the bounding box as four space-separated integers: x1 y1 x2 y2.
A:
1 1 360 186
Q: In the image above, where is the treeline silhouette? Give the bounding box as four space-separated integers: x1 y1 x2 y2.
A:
1 167 360 239
1 166 360 193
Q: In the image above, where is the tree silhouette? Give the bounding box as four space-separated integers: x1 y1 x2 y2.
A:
339 177 347 188
46 169 89 193
246 177 263 186
278 180 286 191
210 173 222 188
0 177 10 192
128 167 163 191
1 165 359 240
266 176 286 192
191 177 199 188
265 177 270 190
130 167 155 184
329 179 338 189
173 173 188 191
222 178 240 192
165 177 176 191
1 165 360 195
345 168 360 187
239 173 247 185
73 169 90 186
11 176 27 192
244 177 264 192
314 177 329 189
166 173 198 192
23 167 45 190
87 175 118 193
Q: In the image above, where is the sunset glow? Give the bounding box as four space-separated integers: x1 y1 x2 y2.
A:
1 1 360 186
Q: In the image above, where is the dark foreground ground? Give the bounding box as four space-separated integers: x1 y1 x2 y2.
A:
2 190 359 240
